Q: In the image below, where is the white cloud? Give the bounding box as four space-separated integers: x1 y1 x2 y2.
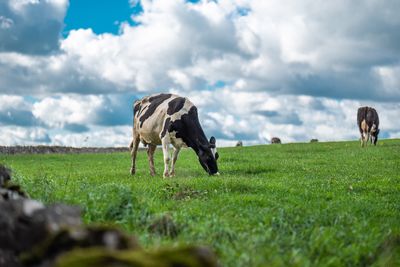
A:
178 88 400 145
0 0 68 54
0 95 30 110
32 95 101 127
0 90 399 147
51 126 132 147
1 0 400 99
0 0 399 147
0 126 50 145
0 15 13 29
32 94 132 128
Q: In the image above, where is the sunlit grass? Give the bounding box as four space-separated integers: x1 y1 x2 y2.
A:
1 139 399 266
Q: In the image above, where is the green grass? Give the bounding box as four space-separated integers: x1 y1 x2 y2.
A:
1 139 400 266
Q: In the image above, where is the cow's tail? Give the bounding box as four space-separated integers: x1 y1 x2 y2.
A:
130 100 141 150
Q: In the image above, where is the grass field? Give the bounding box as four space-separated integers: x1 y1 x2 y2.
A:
1 139 399 266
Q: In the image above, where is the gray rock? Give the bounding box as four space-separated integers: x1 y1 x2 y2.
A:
0 199 81 253
0 165 11 187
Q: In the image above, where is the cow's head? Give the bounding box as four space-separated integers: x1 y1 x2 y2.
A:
371 125 380 145
198 136 219 175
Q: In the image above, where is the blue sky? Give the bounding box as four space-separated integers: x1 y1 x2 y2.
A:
64 1 143 35
63 0 201 35
0 0 399 147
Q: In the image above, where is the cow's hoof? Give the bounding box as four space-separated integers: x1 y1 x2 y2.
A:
130 168 135 175
169 171 175 177
163 173 170 178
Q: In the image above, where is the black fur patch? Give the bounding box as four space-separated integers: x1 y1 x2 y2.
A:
357 106 368 134
161 118 171 138
133 102 141 116
168 105 218 174
167 97 186 115
139 94 172 127
169 106 207 150
366 108 379 128
148 93 171 102
138 105 147 117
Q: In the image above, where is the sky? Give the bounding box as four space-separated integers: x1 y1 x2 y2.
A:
0 0 399 147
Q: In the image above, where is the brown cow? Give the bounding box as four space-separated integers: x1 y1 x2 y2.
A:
357 106 380 147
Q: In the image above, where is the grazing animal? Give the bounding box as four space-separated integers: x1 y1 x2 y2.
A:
357 106 380 147
129 93 219 177
271 137 281 144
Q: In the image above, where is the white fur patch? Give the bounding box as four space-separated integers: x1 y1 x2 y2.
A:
211 147 217 158
169 130 187 148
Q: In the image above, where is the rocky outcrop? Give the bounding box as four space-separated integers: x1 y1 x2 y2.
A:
0 165 219 267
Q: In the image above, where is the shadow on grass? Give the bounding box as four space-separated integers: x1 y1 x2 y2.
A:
223 167 277 176
360 234 400 266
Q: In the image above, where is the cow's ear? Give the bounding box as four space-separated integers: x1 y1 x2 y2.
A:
209 136 216 145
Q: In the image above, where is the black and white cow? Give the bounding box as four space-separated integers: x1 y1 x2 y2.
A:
129 93 219 177
357 106 380 147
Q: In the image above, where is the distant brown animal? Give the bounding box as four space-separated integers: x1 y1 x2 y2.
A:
357 106 380 147
271 137 281 144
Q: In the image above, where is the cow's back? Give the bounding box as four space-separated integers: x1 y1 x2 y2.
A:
133 93 191 145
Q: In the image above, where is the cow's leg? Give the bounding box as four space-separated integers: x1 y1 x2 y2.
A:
169 146 181 177
130 136 140 175
360 133 363 147
147 144 157 176
360 120 368 147
361 132 364 147
361 132 367 147
363 132 367 147
161 137 171 178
